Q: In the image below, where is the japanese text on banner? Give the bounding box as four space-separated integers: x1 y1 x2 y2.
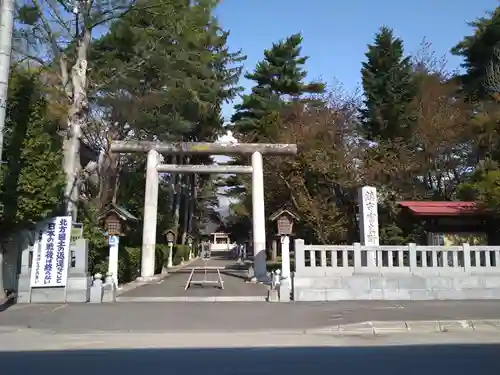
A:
30 216 72 288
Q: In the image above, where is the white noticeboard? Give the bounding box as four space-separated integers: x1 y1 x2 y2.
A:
30 216 72 288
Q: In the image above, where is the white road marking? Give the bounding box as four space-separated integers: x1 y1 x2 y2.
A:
50 304 67 312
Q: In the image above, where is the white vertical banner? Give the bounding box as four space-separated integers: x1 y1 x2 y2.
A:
30 216 72 288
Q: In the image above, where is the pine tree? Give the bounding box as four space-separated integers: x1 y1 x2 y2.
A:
231 33 324 141
451 7 500 99
223 33 324 237
360 26 415 142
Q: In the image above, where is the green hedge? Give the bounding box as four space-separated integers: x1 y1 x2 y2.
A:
90 242 196 284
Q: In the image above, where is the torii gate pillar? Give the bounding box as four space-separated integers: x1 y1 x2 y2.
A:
141 149 160 279
251 151 266 280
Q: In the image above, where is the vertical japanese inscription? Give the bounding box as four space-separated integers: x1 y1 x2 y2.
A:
56 218 68 284
34 228 44 285
43 223 56 284
363 189 379 245
359 186 379 246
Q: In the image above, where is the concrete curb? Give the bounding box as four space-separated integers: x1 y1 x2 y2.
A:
306 319 500 336
117 257 200 295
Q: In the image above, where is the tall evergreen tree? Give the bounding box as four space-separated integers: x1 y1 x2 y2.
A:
360 26 415 142
0 69 65 297
89 0 244 245
231 33 324 141
0 70 65 228
451 7 500 99
223 33 324 238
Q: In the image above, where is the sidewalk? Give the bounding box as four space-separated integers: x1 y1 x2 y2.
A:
1 328 500 352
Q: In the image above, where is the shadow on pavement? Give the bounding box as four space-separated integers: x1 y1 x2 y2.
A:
0 293 15 312
0 344 498 374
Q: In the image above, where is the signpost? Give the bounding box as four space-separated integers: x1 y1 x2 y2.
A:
269 207 299 302
98 203 138 284
108 235 119 286
184 242 224 290
164 229 176 268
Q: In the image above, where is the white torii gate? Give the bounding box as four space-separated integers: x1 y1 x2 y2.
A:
110 141 297 282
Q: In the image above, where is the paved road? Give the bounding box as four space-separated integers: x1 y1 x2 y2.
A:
1 300 500 333
120 254 268 298
0 330 498 375
120 269 267 298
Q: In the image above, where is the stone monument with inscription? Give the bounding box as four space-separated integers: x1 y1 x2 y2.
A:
358 186 379 267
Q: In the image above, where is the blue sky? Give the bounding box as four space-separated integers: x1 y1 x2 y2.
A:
215 0 499 121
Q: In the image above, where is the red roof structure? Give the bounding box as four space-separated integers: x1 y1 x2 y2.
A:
398 201 482 216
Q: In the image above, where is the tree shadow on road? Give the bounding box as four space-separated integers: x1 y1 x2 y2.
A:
0 343 498 375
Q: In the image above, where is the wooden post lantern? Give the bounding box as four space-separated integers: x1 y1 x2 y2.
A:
164 229 176 243
104 213 122 236
186 234 194 246
269 207 299 236
98 203 138 236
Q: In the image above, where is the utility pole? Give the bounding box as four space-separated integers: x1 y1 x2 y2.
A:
0 0 14 299
0 0 15 165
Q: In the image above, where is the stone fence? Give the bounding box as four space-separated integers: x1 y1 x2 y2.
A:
293 239 500 301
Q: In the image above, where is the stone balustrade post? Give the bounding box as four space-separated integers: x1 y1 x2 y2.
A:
89 273 104 303
272 269 281 289
294 238 305 274
409 243 417 273
353 242 362 271
462 243 471 273
102 271 117 303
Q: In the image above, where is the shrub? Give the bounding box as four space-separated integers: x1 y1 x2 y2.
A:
173 244 190 265
87 242 195 285
155 244 169 272
121 246 141 282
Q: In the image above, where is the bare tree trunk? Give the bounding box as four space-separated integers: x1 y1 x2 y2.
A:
187 174 196 236
96 131 121 208
180 157 191 244
271 240 277 263
180 182 189 244
63 30 91 221
171 156 182 241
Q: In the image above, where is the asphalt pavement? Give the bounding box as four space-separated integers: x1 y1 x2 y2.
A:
1 300 500 333
118 253 268 299
0 331 499 375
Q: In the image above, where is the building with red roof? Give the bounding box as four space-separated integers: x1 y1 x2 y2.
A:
398 201 492 245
